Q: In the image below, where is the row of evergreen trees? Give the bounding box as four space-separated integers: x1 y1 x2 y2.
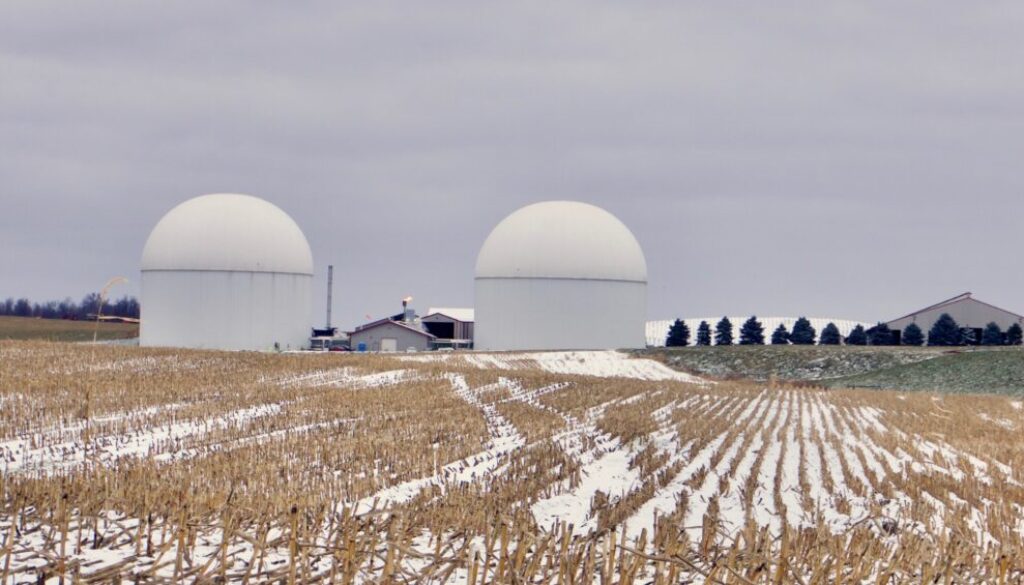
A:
665 314 1024 347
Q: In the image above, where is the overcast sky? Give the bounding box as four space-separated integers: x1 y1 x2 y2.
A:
3 2 1023 329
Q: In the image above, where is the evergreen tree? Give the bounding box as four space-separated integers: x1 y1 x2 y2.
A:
789 317 816 345
927 313 963 346
771 324 790 345
739 316 765 345
714 317 734 346
981 322 1005 346
866 322 895 346
819 322 841 345
665 319 690 347
13 298 31 317
695 321 712 346
1007 323 1023 346
846 324 868 346
902 323 925 346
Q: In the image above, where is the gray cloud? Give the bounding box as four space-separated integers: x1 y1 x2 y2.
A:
3 1 1024 328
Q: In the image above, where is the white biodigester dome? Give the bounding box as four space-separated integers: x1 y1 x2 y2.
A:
476 201 647 281
475 201 648 351
141 193 313 274
140 194 314 351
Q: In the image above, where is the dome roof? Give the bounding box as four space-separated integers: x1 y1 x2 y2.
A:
476 201 647 282
142 194 314 275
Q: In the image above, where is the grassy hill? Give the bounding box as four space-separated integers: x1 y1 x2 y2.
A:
0 315 138 342
822 348 1024 395
641 345 1024 395
641 345 945 382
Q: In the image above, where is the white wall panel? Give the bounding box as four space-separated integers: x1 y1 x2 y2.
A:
141 270 312 351
475 278 646 351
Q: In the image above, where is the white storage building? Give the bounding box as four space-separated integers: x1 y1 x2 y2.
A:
140 193 314 351
646 317 870 346
475 201 647 351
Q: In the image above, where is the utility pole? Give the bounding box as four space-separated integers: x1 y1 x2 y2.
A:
326 265 333 329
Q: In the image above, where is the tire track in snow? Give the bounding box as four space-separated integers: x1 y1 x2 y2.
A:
350 373 524 514
751 402 784 535
712 395 773 536
801 396 862 532
778 394 805 530
624 392 767 542
276 368 415 389
3 368 420 476
530 395 706 534
2 402 285 475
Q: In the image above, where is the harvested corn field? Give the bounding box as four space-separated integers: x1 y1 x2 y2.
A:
2 341 1024 583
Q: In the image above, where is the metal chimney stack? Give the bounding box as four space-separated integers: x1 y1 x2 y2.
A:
402 296 414 322
326 265 333 329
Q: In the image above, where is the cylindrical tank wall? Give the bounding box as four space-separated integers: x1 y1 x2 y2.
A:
475 277 646 351
141 270 312 351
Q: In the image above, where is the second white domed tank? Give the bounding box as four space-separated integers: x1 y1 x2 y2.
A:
141 193 313 351
475 201 648 350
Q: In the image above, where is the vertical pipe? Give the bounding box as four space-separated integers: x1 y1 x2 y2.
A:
326 264 334 329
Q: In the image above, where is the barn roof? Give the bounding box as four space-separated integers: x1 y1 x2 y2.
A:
349 319 436 338
885 292 1024 324
425 308 475 322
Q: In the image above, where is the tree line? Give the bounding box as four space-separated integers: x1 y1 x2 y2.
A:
0 294 140 320
666 314 1024 347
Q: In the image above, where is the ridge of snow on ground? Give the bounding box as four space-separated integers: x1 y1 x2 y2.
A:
402 350 705 383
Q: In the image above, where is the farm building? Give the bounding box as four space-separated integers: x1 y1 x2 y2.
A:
885 292 1024 344
475 201 647 351
348 318 435 352
422 308 474 349
140 193 313 351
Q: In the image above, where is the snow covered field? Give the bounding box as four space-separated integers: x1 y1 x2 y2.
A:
2 341 1023 583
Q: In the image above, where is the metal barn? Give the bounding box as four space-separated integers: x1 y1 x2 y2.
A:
347 319 435 352
422 308 474 349
885 292 1024 344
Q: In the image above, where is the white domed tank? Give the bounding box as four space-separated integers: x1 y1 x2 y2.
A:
141 193 314 350
475 201 648 350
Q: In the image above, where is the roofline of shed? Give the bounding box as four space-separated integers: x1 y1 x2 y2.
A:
422 312 473 323
347 319 436 339
885 292 1024 324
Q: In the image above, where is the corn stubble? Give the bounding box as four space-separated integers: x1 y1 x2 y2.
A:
1 340 1023 583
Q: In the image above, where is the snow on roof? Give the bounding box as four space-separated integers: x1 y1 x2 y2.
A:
425 308 475 322
646 317 872 347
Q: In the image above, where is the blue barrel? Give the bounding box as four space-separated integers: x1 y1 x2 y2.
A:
357 342 367 352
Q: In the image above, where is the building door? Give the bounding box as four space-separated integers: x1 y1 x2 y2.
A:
380 338 398 352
